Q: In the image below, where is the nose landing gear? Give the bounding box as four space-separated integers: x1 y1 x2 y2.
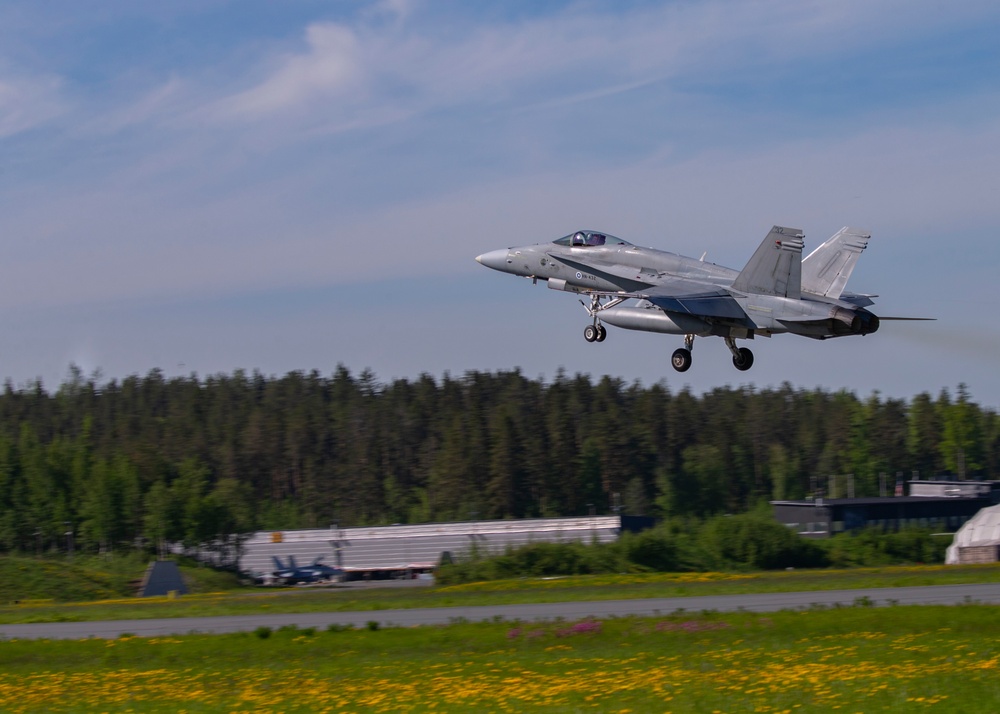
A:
583 324 607 342
580 294 622 343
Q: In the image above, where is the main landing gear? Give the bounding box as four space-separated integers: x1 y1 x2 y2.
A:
580 294 625 344
671 334 694 372
670 335 755 372
725 336 754 372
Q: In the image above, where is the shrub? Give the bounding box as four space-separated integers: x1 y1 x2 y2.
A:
435 540 633 584
435 517 952 584
699 514 828 570
822 527 948 567
620 529 681 571
619 524 708 572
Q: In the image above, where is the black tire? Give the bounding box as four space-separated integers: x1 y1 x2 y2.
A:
671 348 692 372
584 325 598 342
733 347 754 371
595 325 607 342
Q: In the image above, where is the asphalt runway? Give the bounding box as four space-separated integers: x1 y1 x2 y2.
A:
3 582 999 640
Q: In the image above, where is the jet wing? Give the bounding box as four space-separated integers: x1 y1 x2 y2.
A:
643 279 750 321
648 291 749 319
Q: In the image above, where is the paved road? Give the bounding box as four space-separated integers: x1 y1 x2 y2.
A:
3 582 999 640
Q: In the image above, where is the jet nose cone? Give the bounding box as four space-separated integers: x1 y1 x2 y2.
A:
475 248 509 271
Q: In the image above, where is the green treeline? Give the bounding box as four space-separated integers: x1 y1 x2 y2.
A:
0 365 997 555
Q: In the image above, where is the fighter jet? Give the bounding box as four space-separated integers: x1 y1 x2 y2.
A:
271 555 343 584
476 226 927 372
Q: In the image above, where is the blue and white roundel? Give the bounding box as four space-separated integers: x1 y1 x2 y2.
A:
576 271 583 279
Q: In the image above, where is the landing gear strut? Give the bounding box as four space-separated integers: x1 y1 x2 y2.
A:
580 294 622 344
725 337 754 371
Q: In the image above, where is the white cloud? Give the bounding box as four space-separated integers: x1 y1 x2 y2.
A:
366 0 418 25
0 71 64 137
94 76 186 134
194 0 1000 134
215 23 362 119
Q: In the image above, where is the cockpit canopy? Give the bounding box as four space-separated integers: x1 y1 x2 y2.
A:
553 231 632 248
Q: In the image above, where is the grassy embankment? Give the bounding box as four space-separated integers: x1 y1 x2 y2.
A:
1 557 1000 624
0 554 241 615
1 605 998 712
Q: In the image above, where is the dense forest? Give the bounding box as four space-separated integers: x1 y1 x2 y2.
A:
0 365 996 555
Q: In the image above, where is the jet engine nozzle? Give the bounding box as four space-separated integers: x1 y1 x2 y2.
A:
833 308 879 335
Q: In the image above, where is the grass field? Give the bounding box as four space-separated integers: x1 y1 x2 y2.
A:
1 605 998 712
3 562 1000 625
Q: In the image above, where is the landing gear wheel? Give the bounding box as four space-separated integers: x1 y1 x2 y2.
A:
595 325 607 342
584 325 598 342
732 347 754 371
671 348 692 372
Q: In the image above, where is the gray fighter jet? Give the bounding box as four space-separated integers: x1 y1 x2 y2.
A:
476 226 926 372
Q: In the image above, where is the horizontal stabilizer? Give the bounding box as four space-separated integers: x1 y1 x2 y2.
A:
801 227 870 298
731 226 804 299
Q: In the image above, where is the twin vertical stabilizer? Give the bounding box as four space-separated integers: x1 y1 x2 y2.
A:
801 226 870 298
731 226 804 299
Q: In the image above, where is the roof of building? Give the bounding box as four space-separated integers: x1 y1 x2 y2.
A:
946 503 1000 564
239 516 623 577
771 495 990 507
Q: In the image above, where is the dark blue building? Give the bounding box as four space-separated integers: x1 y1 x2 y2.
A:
771 480 1000 538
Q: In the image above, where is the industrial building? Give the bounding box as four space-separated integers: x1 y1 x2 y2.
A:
771 480 1000 538
239 515 637 582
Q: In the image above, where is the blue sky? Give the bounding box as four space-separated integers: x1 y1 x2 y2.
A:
2 0 999 407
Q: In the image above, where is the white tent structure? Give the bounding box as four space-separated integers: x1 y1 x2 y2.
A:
946 504 1000 564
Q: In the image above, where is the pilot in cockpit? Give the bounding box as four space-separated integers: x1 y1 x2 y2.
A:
572 232 607 247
